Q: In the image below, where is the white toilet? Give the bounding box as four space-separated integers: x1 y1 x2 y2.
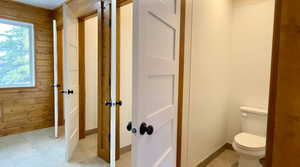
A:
233 106 267 167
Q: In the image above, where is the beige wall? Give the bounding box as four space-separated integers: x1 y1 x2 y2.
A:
120 3 133 148
186 0 232 166
227 0 275 142
84 16 98 131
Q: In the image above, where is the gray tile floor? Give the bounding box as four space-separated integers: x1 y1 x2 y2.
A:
116 152 131 167
206 150 239 167
116 149 238 167
0 127 238 167
0 127 110 167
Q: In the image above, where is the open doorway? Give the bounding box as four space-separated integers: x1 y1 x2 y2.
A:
116 2 133 166
79 14 99 138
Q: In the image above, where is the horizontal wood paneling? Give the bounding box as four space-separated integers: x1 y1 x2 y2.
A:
0 0 54 136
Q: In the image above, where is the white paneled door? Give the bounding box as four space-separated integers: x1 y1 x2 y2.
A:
132 0 181 166
63 4 80 161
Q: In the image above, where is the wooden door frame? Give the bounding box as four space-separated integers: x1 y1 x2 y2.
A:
115 0 186 166
265 0 300 166
177 0 186 166
78 17 86 139
56 26 65 126
78 12 98 139
115 0 133 161
265 0 281 166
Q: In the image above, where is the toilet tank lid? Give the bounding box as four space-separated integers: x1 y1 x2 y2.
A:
240 106 267 115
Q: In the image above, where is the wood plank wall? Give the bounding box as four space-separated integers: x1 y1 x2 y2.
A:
0 0 54 136
266 0 300 166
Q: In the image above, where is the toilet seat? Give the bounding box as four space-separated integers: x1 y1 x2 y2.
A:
234 132 266 151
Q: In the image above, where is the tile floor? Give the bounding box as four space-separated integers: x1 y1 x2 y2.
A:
206 149 239 167
116 152 131 167
0 127 111 167
0 127 238 167
116 149 238 167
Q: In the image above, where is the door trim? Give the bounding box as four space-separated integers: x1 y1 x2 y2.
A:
78 14 99 140
116 6 121 160
117 0 133 7
177 0 186 166
57 27 65 126
115 1 133 160
265 0 282 166
78 18 86 139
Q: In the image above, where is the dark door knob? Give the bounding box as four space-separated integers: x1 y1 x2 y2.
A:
127 122 132 131
61 89 74 95
127 121 137 134
140 122 154 135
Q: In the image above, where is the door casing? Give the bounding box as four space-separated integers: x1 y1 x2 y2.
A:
78 13 98 140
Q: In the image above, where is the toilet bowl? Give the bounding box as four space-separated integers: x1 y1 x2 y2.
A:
233 132 265 167
233 106 268 167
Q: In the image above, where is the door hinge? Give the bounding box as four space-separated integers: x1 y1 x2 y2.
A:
105 100 122 107
51 84 61 88
108 133 110 143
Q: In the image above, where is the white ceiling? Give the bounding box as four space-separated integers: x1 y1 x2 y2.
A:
14 0 65 10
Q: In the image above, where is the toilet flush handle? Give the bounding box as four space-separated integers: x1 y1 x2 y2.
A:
242 113 247 117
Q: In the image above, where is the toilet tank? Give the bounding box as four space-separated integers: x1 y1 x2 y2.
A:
240 106 268 137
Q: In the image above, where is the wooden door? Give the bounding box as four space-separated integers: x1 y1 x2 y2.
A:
266 0 300 166
97 0 112 163
132 0 181 166
63 4 80 161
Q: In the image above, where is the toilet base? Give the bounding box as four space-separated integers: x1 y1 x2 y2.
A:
238 155 262 167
